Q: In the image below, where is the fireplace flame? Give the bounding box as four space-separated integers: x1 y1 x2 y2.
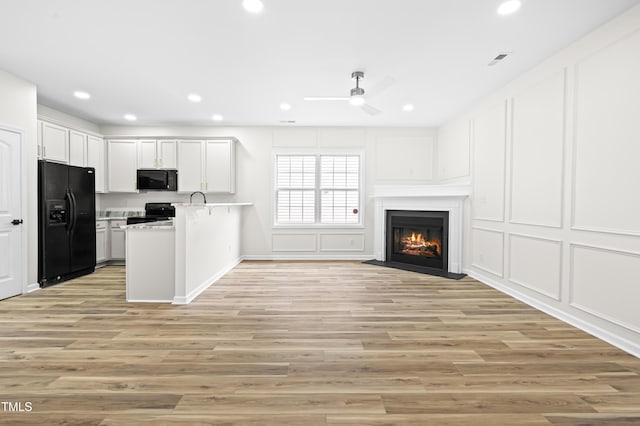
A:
401 232 441 256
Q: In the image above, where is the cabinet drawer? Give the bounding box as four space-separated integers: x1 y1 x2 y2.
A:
110 220 126 228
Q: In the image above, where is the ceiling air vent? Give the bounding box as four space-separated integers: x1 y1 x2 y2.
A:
488 52 511 66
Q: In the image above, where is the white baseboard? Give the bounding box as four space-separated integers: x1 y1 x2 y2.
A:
173 257 242 305
241 254 375 261
127 299 174 303
26 283 40 293
466 268 640 359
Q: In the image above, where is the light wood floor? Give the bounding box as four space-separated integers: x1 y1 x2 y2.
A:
1 262 639 425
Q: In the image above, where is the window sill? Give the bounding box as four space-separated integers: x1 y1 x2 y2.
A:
273 224 365 230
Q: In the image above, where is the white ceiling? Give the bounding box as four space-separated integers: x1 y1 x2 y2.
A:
1 0 639 127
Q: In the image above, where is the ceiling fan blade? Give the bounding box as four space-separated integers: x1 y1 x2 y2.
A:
361 103 382 116
366 75 396 99
304 96 350 101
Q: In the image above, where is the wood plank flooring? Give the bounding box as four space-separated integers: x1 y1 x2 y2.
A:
0 261 639 425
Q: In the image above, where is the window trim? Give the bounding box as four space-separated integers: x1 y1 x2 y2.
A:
272 148 365 229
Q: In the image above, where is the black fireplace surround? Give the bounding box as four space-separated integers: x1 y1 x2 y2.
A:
386 210 449 271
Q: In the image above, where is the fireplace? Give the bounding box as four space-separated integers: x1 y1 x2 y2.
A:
371 184 470 278
386 210 449 272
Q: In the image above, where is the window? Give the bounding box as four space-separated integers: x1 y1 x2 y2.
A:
275 153 361 226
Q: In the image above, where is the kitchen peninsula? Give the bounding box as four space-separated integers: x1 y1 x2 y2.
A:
125 203 251 303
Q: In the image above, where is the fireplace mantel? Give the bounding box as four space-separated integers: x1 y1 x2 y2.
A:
373 185 471 274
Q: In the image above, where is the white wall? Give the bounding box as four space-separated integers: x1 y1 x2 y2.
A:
0 69 37 289
99 125 437 259
38 104 101 135
437 5 640 356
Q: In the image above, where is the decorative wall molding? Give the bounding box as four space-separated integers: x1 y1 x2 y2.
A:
319 233 366 252
271 233 317 252
508 69 566 230
507 233 562 301
470 227 505 278
569 243 640 334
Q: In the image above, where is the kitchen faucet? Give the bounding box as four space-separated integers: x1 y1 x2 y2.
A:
189 191 207 204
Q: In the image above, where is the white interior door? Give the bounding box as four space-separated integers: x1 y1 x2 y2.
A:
0 128 23 299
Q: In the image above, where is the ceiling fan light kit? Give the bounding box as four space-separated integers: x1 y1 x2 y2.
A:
303 70 388 115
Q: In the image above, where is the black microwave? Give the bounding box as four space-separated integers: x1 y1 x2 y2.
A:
136 169 178 191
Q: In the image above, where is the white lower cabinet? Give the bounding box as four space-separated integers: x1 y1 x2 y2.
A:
110 220 126 260
96 221 109 263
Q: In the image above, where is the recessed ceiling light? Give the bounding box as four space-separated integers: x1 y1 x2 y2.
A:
403 104 415 112
243 0 264 13
280 103 291 111
187 93 202 103
124 114 137 121
73 91 90 100
497 0 522 15
212 114 224 121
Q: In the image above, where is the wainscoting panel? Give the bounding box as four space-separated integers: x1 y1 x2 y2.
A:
508 234 562 300
472 102 506 222
510 71 565 228
570 244 640 333
318 128 366 147
573 30 640 236
319 233 365 252
438 119 470 181
375 137 434 181
471 228 504 277
272 128 318 147
272 233 317 252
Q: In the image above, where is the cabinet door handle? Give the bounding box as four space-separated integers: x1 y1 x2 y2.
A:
43 146 46 157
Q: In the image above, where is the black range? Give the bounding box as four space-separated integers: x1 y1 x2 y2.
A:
126 202 175 225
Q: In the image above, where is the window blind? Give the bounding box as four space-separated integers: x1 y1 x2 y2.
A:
275 154 361 225
320 155 360 224
276 155 316 224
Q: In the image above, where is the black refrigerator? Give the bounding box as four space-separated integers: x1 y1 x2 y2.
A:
38 160 96 287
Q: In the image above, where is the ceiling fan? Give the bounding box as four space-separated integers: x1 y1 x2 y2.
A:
303 71 394 116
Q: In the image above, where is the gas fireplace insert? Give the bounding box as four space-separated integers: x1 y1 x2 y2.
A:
386 210 449 272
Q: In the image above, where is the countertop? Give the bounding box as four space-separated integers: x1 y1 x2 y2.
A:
172 202 253 207
124 220 175 230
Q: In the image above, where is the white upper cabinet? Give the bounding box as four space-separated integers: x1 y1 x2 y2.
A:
177 140 205 193
40 121 69 163
158 140 177 169
176 139 237 193
69 130 87 167
138 140 177 169
107 140 138 192
138 140 158 169
87 136 106 193
205 139 236 193
39 120 106 193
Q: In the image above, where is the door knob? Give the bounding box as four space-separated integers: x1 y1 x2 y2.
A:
11 219 23 225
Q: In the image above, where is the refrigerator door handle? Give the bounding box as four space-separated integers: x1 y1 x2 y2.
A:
66 190 77 232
